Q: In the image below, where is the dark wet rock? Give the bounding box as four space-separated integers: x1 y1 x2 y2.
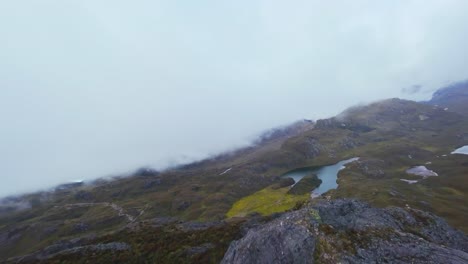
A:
222 199 468 264
133 167 160 177
222 220 315 264
303 137 325 158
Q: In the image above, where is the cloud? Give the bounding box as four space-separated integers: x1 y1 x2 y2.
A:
1 0 468 196
402 85 423 95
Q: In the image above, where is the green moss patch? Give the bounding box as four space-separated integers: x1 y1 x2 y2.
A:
226 186 309 218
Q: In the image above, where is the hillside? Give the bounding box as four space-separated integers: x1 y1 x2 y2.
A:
1 86 468 262
428 80 468 116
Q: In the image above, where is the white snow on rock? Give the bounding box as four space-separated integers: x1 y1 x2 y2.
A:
419 115 429 121
219 168 232 175
400 179 418 184
451 146 468 155
406 166 438 178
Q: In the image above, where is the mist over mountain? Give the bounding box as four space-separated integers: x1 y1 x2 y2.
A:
2 1 468 197
1 83 468 263
1 1 468 263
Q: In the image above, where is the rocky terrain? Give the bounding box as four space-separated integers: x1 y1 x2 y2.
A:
222 199 468 264
0 83 467 263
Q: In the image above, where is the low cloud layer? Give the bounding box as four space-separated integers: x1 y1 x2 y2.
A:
1 1 468 196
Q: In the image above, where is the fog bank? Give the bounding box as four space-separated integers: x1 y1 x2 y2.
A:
1 1 468 196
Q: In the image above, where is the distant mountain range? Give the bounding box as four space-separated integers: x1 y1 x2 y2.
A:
1 82 468 263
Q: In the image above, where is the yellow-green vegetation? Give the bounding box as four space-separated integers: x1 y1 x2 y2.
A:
226 186 309 218
309 208 322 223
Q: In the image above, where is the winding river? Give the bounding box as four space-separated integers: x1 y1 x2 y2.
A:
282 157 359 196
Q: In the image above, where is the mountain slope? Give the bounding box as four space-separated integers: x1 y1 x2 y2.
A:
1 85 468 262
427 80 468 116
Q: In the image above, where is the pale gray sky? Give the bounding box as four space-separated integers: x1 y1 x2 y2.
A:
1 1 468 196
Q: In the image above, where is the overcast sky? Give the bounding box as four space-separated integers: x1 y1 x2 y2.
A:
1 1 468 197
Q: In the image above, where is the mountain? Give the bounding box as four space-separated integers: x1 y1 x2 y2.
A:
1 84 468 263
427 80 468 116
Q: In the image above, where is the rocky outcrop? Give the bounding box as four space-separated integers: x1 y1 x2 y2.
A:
222 199 468 264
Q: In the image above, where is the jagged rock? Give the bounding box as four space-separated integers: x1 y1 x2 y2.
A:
222 199 468 264
304 138 324 158
223 221 315 264
338 136 360 150
133 167 160 177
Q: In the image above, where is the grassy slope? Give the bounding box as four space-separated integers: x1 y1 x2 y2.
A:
226 186 309 218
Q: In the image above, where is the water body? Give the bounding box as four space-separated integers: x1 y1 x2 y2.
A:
452 145 468 155
283 157 359 196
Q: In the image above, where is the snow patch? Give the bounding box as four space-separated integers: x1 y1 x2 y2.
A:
451 145 468 155
400 179 418 184
219 168 232 175
406 166 438 178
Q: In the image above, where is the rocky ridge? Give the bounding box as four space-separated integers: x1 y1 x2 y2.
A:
222 199 468 264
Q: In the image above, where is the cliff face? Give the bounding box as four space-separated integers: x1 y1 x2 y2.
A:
222 199 468 264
